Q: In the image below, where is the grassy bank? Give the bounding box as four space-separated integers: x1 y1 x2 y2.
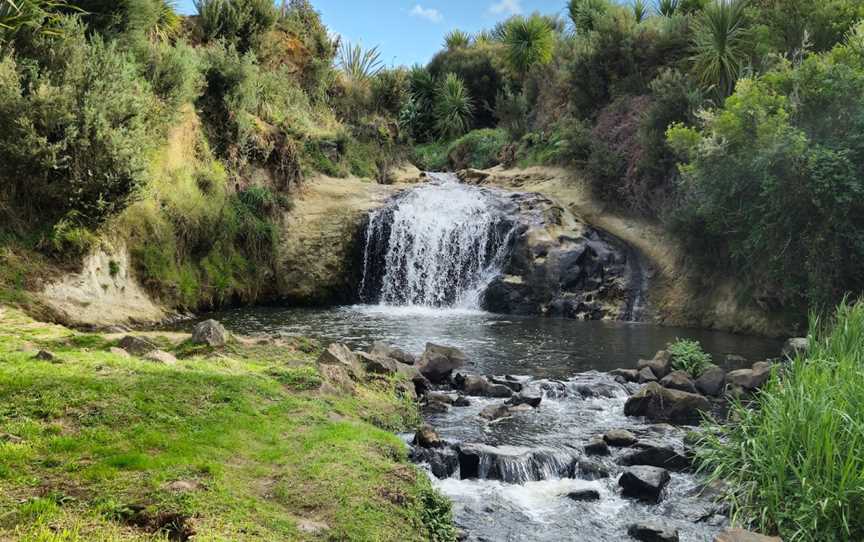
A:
0 306 454 541
698 301 864 541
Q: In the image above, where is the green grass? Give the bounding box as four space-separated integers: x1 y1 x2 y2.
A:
0 306 455 541
697 301 864 541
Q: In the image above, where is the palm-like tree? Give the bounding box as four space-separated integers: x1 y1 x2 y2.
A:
633 0 649 23
338 41 383 81
657 0 680 16
443 29 471 50
692 0 749 98
434 72 473 139
0 0 68 42
502 14 555 78
150 0 182 42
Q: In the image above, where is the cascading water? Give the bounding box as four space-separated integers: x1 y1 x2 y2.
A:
359 173 517 309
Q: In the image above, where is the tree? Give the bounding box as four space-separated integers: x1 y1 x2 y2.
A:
691 0 750 97
434 72 474 139
501 14 555 78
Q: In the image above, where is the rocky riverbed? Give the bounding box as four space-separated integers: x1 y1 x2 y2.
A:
312 335 796 542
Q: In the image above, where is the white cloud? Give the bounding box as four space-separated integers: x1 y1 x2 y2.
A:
488 0 523 16
410 4 443 23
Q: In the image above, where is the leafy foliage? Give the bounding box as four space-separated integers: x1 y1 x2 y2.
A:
443 29 470 50
338 40 383 80
667 338 713 376
433 72 474 139
568 0 611 33
195 0 277 53
501 14 556 77
691 0 751 97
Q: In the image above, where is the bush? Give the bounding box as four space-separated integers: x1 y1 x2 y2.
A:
195 0 277 53
427 43 506 128
446 129 507 170
666 31 864 314
698 301 864 541
372 68 410 117
667 339 712 376
0 19 159 230
146 39 204 109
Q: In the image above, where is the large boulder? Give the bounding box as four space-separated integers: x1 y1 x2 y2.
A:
714 529 781 542
604 429 637 447
355 352 400 376
618 444 690 472
118 336 158 356
727 362 773 391
638 351 671 379
618 466 670 502
584 437 610 456
628 522 680 542
660 370 698 394
369 341 416 365
418 343 467 384
639 367 659 383
191 320 227 347
318 343 363 380
624 382 711 424
696 366 727 396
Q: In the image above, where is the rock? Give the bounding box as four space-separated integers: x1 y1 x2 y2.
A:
418 343 467 384
317 364 355 394
603 429 637 447
145 350 178 365
118 336 158 356
414 425 443 448
506 390 542 408
34 350 57 362
727 362 773 391
425 392 457 405
479 403 511 421
584 437 610 456
638 367 658 383
369 341 416 365
610 368 639 382
618 444 690 472
395 380 417 401
412 445 459 478
781 337 808 360
714 529 782 542
456 444 577 483
566 489 600 502
109 347 131 358
696 366 727 396
165 480 202 493
628 521 680 542
318 343 362 380
618 466 671 502
624 382 711 424
454 374 513 398
638 350 672 379
453 395 471 407
660 370 698 394
297 519 330 536
412 373 431 396
577 458 610 479
490 375 526 392
355 352 400 376
191 319 227 347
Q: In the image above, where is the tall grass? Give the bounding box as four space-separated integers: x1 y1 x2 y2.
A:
698 301 864 541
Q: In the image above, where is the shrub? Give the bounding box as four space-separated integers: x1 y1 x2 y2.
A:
0 19 159 230
433 73 474 139
146 39 205 109
501 14 556 78
494 88 530 139
372 68 410 117
443 29 470 50
195 0 277 53
667 338 712 376
446 128 507 170
698 301 864 541
568 0 611 33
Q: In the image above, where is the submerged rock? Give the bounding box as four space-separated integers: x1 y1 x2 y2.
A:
566 489 600 502
414 425 443 449
457 444 577 483
618 444 691 472
624 382 711 424
628 521 680 542
191 319 227 347
603 429 637 447
479 403 511 421
418 343 467 384
506 390 542 408
584 437 611 456
618 466 671 502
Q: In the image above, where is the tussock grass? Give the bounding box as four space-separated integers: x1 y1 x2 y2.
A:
698 301 864 541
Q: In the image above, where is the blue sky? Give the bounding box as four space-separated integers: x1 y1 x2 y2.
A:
176 0 568 67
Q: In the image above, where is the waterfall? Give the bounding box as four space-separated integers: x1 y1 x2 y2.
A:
359 173 517 309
